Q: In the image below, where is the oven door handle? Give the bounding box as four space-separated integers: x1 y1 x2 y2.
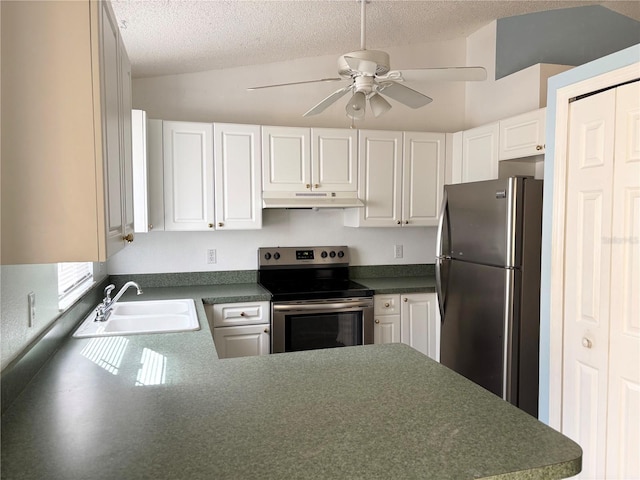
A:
273 301 372 312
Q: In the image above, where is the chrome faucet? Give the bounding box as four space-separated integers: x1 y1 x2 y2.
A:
94 281 143 322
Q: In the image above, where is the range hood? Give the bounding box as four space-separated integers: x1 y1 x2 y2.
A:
262 191 364 209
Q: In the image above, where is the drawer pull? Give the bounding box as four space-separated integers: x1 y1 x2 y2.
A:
384 302 390 308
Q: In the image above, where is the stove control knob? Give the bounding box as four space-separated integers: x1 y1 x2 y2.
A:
264 253 272 260
321 251 328 258
274 252 281 260
329 251 336 258
337 251 344 258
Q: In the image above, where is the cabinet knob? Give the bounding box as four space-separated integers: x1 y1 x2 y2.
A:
375 319 380 324
208 223 214 228
306 184 311 189
582 337 593 349
264 328 269 333
123 233 134 243
396 220 401 225
384 302 390 308
314 184 319 189
218 222 224 227
403 297 408 303
240 312 246 317
405 220 409 225
149 224 153 230
536 145 544 151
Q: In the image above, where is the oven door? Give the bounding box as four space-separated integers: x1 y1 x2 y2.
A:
271 298 374 353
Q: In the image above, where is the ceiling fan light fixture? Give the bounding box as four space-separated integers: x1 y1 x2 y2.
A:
369 92 391 117
346 91 366 120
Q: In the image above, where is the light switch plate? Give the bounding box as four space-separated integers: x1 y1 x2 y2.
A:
394 244 403 259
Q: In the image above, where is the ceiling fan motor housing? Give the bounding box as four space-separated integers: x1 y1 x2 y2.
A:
338 50 390 77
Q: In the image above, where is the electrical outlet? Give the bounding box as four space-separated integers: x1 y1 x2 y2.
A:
394 244 403 259
207 249 217 264
28 292 36 327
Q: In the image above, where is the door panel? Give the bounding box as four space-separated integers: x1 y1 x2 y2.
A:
440 259 511 399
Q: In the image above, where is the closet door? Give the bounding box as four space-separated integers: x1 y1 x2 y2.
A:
562 88 616 479
605 81 640 480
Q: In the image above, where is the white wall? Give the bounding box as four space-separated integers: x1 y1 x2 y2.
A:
132 39 468 133
109 209 436 274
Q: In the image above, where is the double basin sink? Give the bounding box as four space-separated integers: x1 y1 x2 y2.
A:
73 299 200 338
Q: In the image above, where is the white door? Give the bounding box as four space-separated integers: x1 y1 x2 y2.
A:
562 83 640 479
461 123 499 183
163 121 214 231
100 0 125 256
401 293 439 361
498 108 546 160
311 128 357 192
605 81 640 480
402 132 445 226
214 123 262 230
262 126 310 192
374 314 400 344
355 130 403 227
213 325 270 359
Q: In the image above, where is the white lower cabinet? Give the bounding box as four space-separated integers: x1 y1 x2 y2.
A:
374 293 439 361
205 301 270 359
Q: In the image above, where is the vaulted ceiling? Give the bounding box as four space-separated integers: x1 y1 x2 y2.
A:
112 0 640 78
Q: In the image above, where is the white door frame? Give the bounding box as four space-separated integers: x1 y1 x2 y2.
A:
548 62 640 430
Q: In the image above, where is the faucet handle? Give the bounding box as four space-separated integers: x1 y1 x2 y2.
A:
104 284 116 302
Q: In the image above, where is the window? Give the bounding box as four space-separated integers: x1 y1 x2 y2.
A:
58 262 94 310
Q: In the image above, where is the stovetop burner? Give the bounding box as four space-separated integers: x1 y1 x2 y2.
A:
257 246 373 301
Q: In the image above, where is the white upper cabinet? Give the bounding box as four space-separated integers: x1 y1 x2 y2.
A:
1 0 133 263
461 123 500 183
345 130 444 227
498 108 546 160
402 132 446 227
214 123 262 230
311 128 358 192
262 126 311 192
162 121 215 231
119 39 135 244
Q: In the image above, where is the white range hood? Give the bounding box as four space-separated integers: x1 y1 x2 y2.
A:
262 191 364 209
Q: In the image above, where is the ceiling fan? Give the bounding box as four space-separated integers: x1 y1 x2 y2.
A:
247 0 487 121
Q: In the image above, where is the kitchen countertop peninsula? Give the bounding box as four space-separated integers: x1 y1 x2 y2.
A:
1 286 581 480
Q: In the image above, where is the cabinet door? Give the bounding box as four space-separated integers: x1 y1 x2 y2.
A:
461 123 499 183
119 40 135 241
374 315 401 344
353 130 403 227
401 293 439 361
498 108 546 160
163 121 214 231
213 325 270 359
311 128 357 192
262 126 310 192
101 0 125 257
214 123 262 230
402 132 445 226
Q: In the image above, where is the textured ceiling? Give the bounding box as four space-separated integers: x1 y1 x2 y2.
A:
111 0 640 78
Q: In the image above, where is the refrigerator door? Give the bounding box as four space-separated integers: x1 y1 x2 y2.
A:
439 258 519 402
444 178 521 268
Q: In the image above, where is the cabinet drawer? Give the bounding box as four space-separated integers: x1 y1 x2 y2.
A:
374 294 400 315
212 301 270 327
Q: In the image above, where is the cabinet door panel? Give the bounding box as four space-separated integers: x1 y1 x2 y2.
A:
462 123 499 183
312 128 357 192
214 325 270 359
163 121 214 231
262 126 310 192
119 41 134 239
374 315 400 344
401 293 439 361
403 132 445 226
214 123 262 229
499 108 545 160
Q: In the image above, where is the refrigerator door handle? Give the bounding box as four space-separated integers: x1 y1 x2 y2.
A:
435 190 449 320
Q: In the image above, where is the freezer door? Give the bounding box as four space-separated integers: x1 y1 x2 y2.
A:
444 178 521 268
439 259 518 402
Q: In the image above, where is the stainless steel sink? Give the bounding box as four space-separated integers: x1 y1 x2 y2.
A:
73 299 199 338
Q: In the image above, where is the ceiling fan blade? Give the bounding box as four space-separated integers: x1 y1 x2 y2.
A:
389 67 487 83
303 86 352 117
343 56 377 76
247 78 342 91
378 82 432 109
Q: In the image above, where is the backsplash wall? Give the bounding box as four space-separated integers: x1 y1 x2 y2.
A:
108 209 436 274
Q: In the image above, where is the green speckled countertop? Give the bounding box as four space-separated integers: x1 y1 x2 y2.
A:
1 285 581 480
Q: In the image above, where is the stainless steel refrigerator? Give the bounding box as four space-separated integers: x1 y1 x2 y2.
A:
436 177 543 417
